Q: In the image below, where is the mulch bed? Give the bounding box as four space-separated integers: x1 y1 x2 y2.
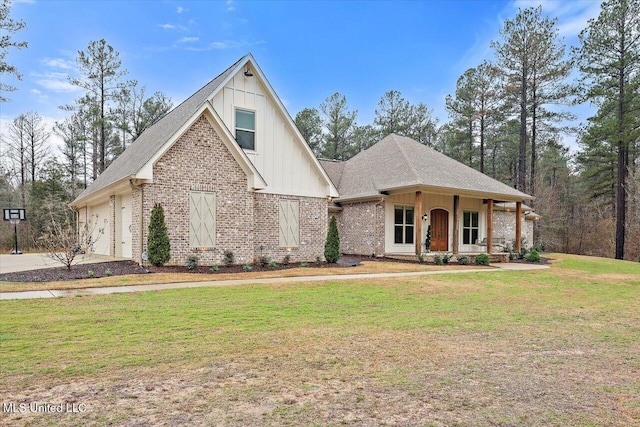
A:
0 254 551 283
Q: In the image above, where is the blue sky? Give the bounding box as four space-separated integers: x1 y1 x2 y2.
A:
2 0 602 153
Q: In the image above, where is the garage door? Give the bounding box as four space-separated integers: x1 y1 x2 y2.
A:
91 202 110 256
120 194 132 258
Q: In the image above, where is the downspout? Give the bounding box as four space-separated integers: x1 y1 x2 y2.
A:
373 196 384 257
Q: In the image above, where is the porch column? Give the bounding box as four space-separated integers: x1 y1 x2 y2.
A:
515 201 522 253
486 199 493 254
452 195 459 255
415 191 423 255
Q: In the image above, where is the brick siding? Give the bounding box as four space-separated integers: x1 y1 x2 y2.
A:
333 200 385 256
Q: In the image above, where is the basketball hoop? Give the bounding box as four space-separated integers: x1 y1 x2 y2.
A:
3 208 26 255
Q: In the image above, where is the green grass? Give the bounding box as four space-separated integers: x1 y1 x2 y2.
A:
1 253 639 425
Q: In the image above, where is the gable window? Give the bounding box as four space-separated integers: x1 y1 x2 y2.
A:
279 199 299 247
190 191 216 248
394 206 414 245
236 109 255 151
463 211 479 245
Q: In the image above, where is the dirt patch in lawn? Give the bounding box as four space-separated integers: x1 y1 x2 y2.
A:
0 254 491 292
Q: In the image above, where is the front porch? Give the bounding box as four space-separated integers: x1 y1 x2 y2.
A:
385 190 525 258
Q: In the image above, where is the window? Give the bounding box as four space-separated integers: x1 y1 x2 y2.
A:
394 206 414 244
190 191 216 248
235 109 255 150
279 200 299 247
463 211 479 245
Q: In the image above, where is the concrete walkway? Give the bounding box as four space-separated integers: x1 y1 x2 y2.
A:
0 263 550 301
0 253 123 274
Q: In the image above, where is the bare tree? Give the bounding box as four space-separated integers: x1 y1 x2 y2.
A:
36 207 99 271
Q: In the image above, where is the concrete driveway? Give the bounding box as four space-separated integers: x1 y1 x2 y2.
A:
0 253 121 274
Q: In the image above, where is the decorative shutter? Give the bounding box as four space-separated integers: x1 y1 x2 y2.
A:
190 192 201 247
279 200 299 247
202 193 216 247
190 191 216 248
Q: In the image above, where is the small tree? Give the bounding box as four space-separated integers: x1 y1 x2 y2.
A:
425 225 431 252
37 208 97 271
324 215 340 263
147 203 170 266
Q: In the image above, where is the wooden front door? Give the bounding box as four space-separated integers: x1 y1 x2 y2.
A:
431 209 448 252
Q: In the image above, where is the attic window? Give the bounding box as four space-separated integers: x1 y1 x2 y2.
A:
236 109 255 150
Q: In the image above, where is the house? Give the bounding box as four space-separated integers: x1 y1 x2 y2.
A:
320 134 535 258
71 54 338 266
71 54 534 266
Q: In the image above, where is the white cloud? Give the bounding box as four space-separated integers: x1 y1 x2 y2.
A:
33 72 80 93
42 57 75 70
176 6 186 14
178 36 199 43
226 0 235 11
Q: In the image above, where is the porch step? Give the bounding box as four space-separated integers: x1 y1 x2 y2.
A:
385 253 510 263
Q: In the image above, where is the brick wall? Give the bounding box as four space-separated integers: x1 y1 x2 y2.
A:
492 211 534 248
254 193 327 263
141 115 255 266
334 200 385 256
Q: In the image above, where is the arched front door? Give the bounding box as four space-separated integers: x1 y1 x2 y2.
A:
431 209 449 252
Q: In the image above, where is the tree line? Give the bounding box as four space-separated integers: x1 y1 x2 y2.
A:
1 0 638 261
1 0 172 250
295 0 640 261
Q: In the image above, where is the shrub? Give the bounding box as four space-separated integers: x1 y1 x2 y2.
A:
87 269 94 277
525 250 541 263
242 263 253 271
210 265 219 272
315 256 322 266
268 261 277 268
282 254 291 265
223 250 235 266
186 255 198 270
475 253 490 266
457 255 469 265
443 253 452 264
105 268 112 277
324 215 340 263
509 251 517 261
417 253 425 264
433 254 443 265
301 262 309 267
147 204 171 267
258 256 270 267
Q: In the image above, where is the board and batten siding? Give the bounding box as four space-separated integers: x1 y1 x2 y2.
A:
211 72 328 198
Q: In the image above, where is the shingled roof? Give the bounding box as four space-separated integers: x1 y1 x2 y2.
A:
320 134 531 202
72 55 248 204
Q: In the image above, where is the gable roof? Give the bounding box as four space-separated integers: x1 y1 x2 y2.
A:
321 134 532 202
72 53 337 205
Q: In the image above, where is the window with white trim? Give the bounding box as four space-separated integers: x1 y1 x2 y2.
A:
235 109 255 150
279 200 299 247
190 191 216 248
463 211 479 245
394 206 414 244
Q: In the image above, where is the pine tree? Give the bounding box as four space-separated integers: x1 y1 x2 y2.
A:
147 203 170 266
324 215 340 263
573 0 640 259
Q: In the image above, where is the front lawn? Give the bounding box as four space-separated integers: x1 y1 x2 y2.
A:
1 253 638 426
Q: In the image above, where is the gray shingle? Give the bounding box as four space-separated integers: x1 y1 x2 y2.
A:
328 134 531 202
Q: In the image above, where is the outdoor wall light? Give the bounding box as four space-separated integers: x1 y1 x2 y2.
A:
243 67 254 77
